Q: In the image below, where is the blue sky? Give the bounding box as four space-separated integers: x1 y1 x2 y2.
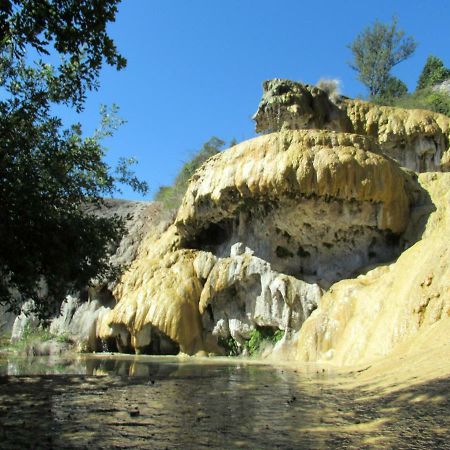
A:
63 0 450 200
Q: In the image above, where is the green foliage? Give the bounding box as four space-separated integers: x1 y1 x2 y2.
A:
21 324 53 343
155 137 226 210
0 1 148 317
218 336 240 356
55 332 73 344
0 0 126 110
348 17 416 97
246 327 284 357
417 55 450 91
374 88 450 117
5 325 74 357
378 76 408 100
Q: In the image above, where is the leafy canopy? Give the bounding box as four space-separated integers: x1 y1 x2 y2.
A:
0 1 147 316
348 17 416 97
378 76 408 100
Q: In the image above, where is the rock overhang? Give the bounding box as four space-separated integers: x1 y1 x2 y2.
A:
175 130 409 235
174 129 410 286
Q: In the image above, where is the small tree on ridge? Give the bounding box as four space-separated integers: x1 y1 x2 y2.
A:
348 17 416 97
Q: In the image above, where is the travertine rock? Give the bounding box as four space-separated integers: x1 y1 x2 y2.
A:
295 172 450 365
94 80 448 368
175 130 409 284
253 79 450 172
10 300 40 343
107 129 410 355
200 253 321 348
110 243 204 354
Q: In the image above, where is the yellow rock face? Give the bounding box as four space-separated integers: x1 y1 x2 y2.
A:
104 129 412 356
345 100 450 172
100 82 448 369
109 227 205 354
176 130 409 235
253 79 450 172
296 173 450 365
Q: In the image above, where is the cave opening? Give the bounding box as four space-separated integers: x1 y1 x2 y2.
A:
183 219 233 253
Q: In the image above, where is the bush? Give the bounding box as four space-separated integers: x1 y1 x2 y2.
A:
155 137 229 210
375 88 450 117
218 336 240 356
378 76 408 101
246 327 284 356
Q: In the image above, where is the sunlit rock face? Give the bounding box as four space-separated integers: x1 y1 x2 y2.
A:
295 173 450 365
199 251 322 351
252 79 351 134
175 131 409 286
253 78 450 172
104 128 410 356
96 80 448 364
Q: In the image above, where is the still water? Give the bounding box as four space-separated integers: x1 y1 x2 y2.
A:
0 354 448 449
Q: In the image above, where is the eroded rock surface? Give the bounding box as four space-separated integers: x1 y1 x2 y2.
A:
295 172 450 365
253 79 450 172
89 79 448 370
176 130 409 285
104 129 411 356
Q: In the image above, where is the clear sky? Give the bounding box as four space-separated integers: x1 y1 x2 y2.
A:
64 0 450 200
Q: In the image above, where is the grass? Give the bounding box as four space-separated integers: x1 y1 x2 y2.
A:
3 324 73 355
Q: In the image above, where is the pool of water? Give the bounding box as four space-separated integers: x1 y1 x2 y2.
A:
0 354 448 449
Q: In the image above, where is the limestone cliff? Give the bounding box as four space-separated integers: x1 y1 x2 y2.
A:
92 79 448 372
102 131 412 356
253 79 450 172
295 172 450 365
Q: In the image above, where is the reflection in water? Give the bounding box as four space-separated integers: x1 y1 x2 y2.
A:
0 355 448 449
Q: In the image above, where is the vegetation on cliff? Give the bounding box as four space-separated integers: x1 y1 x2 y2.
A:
155 137 237 210
373 55 450 116
348 18 449 116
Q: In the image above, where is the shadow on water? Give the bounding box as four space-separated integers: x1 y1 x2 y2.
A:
0 354 448 449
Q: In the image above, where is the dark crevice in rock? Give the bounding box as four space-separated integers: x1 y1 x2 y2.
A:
134 326 180 356
180 195 406 286
182 220 234 253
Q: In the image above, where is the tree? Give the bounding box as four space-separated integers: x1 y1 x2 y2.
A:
348 17 416 97
416 55 450 91
379 76 408 100
0 1 147 316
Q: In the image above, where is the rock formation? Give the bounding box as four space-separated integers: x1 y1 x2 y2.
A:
253 79 450 172
89 79 449 362
21 200 166 350
295 171 450 365
20 78 447 373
